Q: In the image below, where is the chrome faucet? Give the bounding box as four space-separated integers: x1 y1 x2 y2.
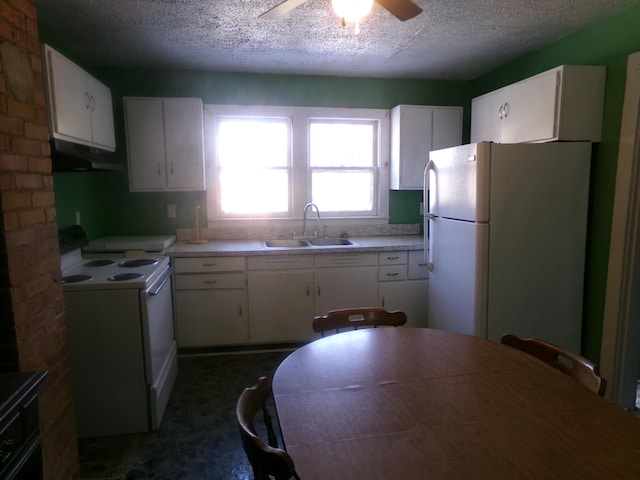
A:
302 203 321 238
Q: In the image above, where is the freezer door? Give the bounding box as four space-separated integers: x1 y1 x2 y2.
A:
428 217 489 337
427 143 491 222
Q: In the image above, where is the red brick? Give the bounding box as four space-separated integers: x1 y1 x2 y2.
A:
32 190 54 207
4 226 36 248
24 121 48 139
7 99 37 120
1 2 27 31
0 114 24 135
3 211 20 230
1 190 31 209
19 208 45 226
12 136 42 156
0 133 10 151
14 171 42 188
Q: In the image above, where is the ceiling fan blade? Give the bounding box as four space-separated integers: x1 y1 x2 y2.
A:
375 0 423 21
259 0 310 19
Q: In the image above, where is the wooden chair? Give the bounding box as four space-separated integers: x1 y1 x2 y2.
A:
313 307 407 337
236 377 301 480
500 333 607 396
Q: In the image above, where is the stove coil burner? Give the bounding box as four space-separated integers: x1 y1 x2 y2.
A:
85 259 115 267
119 259 159 268
108 273 144 282
62 274 93 283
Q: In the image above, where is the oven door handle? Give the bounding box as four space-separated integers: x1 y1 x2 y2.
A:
147 267 174 296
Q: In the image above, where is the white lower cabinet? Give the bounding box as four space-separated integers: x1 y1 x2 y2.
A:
248 269 315 343
247 253 378 344
378 250 429 327
247 255 315 343
175 289 248 347
174 248 428 348
173 257 248 347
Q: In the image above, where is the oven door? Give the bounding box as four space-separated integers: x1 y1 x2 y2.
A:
140 266 178 429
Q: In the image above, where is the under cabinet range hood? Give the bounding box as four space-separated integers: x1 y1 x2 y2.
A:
50 138 123 172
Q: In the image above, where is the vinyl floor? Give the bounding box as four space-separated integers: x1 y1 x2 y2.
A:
78 350 292 480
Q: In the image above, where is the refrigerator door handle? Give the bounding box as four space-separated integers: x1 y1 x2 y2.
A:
426 213 435 271
424 160 435 213
424 160 436 272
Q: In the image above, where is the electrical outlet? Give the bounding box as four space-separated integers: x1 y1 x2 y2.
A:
167 205 176 218
75 211 81 225
419 202 424 215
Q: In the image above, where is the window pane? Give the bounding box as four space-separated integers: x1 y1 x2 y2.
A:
309 122 374 167
312 171 373 212
220 170 289 214
218 118 289 168
216 116 291 216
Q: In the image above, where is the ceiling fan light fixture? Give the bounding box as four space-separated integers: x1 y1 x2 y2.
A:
332 0 373 33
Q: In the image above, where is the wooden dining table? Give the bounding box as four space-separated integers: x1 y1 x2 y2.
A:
272 327 640 480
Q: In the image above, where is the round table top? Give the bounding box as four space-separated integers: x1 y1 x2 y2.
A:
273 327 640 480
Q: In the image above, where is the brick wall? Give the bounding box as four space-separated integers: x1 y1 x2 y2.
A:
0 0 79 479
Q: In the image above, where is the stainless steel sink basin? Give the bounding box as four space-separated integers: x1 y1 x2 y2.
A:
263 239 310 248
263 238 358 248
307 238 357 246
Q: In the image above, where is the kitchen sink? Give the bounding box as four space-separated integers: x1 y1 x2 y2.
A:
263 238 358 248
263 239 310 248
307 238 357 246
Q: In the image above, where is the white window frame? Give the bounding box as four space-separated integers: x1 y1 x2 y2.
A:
204 104 390 227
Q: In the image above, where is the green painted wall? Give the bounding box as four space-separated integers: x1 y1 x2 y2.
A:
468 4 640 362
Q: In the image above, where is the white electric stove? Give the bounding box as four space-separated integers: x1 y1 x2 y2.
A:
59 226 178 438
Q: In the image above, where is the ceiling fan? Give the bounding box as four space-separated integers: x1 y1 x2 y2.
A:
259 0 423 22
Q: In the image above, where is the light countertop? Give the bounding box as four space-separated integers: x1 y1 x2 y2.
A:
166 235 424 257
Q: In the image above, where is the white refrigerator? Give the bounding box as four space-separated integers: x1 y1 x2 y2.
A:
424 141 591 353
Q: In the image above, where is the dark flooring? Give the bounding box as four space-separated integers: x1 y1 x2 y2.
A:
78 350 293 480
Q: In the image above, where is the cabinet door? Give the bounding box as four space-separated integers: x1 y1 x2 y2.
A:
175 290 248 347
248 270 315 343
87 77 116 149
470 89 504 143
164 99 205 190
379 280 428 328
46 48 93 144
393 106 433 190
125 98 167 191
314 267 378 315
502 70 558 143
432 108 463 151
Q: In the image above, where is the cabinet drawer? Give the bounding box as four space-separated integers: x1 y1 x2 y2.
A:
248 255 314 270
378 265 408 282
408 250 429 279
315 252 377 268
174 256 245 273
378 251 408 265
175 273 245 290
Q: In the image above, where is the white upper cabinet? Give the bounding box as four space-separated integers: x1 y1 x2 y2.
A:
390 105 462 190
43 44 116 151
470 65 606 144
125 97 205 192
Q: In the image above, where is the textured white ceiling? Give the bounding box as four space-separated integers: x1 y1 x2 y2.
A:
35 0 640 80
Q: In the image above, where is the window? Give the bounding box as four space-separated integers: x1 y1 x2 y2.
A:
309 120 377 215
205 105 389 224
216 117 291 216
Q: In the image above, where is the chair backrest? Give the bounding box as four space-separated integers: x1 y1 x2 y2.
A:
500 333 607 396
236 377 300 480
313 307 407 337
